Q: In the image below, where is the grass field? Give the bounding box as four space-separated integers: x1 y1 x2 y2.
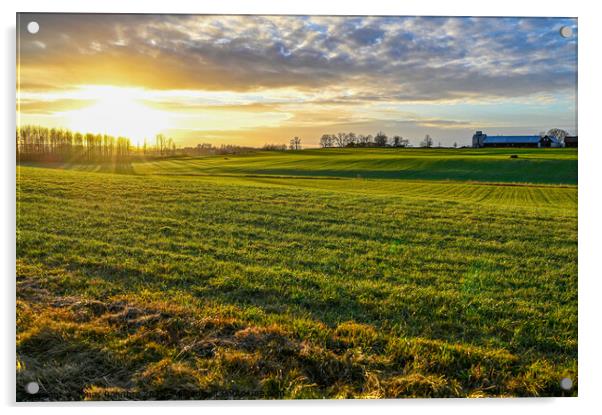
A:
16 148 578 400
46 147 578 184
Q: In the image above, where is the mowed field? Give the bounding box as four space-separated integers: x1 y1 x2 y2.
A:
55 147 578 184
16 148 578 400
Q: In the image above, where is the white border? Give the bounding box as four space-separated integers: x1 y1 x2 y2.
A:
2 1 600 414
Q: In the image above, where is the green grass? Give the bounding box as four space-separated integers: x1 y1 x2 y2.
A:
39 147 579 184
16 148 577 400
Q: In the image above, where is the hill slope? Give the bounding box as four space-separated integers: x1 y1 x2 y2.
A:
128 148 578 184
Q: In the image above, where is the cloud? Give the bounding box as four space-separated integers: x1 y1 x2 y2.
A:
18 14 577 101
17 98 94 114
17 13 578 145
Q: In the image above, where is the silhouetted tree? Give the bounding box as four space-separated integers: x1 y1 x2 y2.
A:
334 132 346 148
392 135 409 147
374 131 388 147
289 136 302 150
320 134 334 148
546 128 569 143
420 134 433 148
263 143 287 151
346 132 357 147
16 125 133 162
155 134 166 155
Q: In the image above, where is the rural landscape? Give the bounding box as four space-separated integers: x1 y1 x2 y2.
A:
16 14 577 400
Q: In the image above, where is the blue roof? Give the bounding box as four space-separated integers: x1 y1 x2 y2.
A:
483 136 541 144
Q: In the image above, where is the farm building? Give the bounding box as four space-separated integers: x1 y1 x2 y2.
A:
564 136 578 147
472 131 557 148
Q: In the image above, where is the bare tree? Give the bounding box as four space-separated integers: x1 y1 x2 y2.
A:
358 134 371 146
392 135 409 147
374 131 388 147
289 136 302 150
420 134 433 148
319 134 334 148
334 132 346 148
16 125 132 162
346 132 357 147
546 128 569 142
263 143 287 151
155 133 166 155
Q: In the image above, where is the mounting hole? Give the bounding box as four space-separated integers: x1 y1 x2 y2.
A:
560 377 573 390
559 26 573 38
27 21 39 34
25 381 39 394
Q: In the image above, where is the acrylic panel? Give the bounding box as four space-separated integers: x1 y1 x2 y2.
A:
16 13 578 401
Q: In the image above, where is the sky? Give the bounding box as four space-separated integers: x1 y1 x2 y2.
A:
17 14 578 147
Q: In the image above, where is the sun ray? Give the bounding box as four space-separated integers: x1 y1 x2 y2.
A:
61 86 170 145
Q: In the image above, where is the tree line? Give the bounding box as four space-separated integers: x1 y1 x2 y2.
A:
17 125 472 163
181 142 257 155
319 131 410 148
16 126 178 162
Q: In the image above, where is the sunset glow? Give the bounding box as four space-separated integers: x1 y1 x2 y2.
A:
17 14 578 147
59 86 170 145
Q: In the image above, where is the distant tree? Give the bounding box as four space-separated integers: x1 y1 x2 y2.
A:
39 127 47 154
374 131 388 147
546 128 569 142
346 132 357 147
85 133 95 159
289 136 302 150
319 134 334 148
156 133 166 155
357 134 370 146
319 134 328 148
263 143 287 151
165 137 176 155
334 132 346 148
64 129 73 156
392 135 409 147
102 134 110 157
49 127 57 155
16 125 132 162
420 134 433 148
74 131 83 155
453 142 457 148
116 136 130 157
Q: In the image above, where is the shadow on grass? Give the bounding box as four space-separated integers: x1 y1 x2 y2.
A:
18 160 136 175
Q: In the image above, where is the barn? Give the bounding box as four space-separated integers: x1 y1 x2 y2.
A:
472 131 555 148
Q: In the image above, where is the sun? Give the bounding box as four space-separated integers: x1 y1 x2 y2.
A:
64 86 170 145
